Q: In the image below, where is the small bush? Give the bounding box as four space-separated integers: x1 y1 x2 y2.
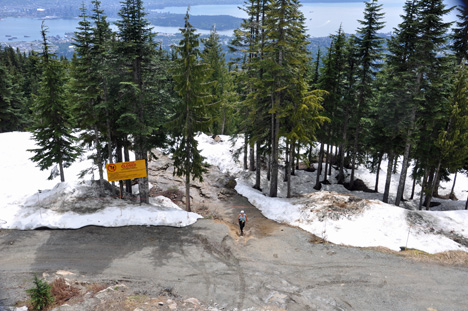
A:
26 275 54 310
51 278 81 306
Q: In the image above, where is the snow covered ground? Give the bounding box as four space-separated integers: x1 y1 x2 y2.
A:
0 132 201 230
1 131 468 254
198 133 468 254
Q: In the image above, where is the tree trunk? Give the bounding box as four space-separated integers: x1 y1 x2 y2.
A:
254 140 261 191
185 133 191 212
117 140 124 199
284 142 289 182
267 153 271 181
410 160 419 200
124 144 132 195
395 141 411 207
105 111 114 188
249 140 255 171
328 143 334 176
395 107 416 206
450 172 458 199
292 141 296 176
296 143 300 171
410 175 417 200
59 160 65 182
433 173 441 197
186 171 191 212
424 165 439 210
243 134 248 170
374 153 382 193
383 152 394 203
287 140 293 198
419 171 428 210
137 151 149 204
323 143 329 183
314 142 325 190
93 125 104 186
270 113 279 197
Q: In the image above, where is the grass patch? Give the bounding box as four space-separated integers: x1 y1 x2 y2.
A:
50 278 81 307
364 246 468 266
401 249 468 266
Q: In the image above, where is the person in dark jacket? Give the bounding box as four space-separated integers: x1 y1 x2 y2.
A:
238 210 247 236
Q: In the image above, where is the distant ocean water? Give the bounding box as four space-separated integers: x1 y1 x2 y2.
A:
0 0 460 43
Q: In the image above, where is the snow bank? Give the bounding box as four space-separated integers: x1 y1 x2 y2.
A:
0 132 201 230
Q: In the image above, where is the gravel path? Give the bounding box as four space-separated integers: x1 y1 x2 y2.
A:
1 192 468 310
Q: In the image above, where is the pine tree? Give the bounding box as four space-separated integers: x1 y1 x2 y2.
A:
230 0 271 188
393 0 453 207
169 11 214 212
349 0 385 189
336 35 359 185
316 26 347 188
452 4 468 64
89 0 115 172
0 47 29 132
0 63 22 132
261 0 327 197
201 26 232 135
432 62 468 207
69 4 107 183
114 0 158 203
29 22 80 182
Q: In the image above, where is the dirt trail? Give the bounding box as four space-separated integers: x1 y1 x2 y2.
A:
209 191 286 244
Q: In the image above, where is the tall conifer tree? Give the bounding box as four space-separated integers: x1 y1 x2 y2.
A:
169 11 214 212
29 23 80 182
349 0 385 189
115 0 157 203
452 4 468 64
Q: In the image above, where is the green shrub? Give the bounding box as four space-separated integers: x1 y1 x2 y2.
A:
26 274 54 310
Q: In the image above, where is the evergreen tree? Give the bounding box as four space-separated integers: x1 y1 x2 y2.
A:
201 26 232 135
452 4 468 64
431 62 468 208
230 0 271 187
261 0 327 197
169 11 214 212
349 0 385 189
377 0 420 204
337 35 359 184
69 4 106 182
0 47 30 132
114 0 159 203
316 26 347 188
394 0 452 207
89 0 115 171
29 23 80 182
0 63 23 132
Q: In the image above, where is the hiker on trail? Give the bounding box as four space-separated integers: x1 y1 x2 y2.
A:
238 210 247 236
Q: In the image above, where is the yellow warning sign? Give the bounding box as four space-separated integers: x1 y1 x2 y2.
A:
106 159 147 182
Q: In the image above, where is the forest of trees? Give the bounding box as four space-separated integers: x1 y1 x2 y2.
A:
1 0 468 210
